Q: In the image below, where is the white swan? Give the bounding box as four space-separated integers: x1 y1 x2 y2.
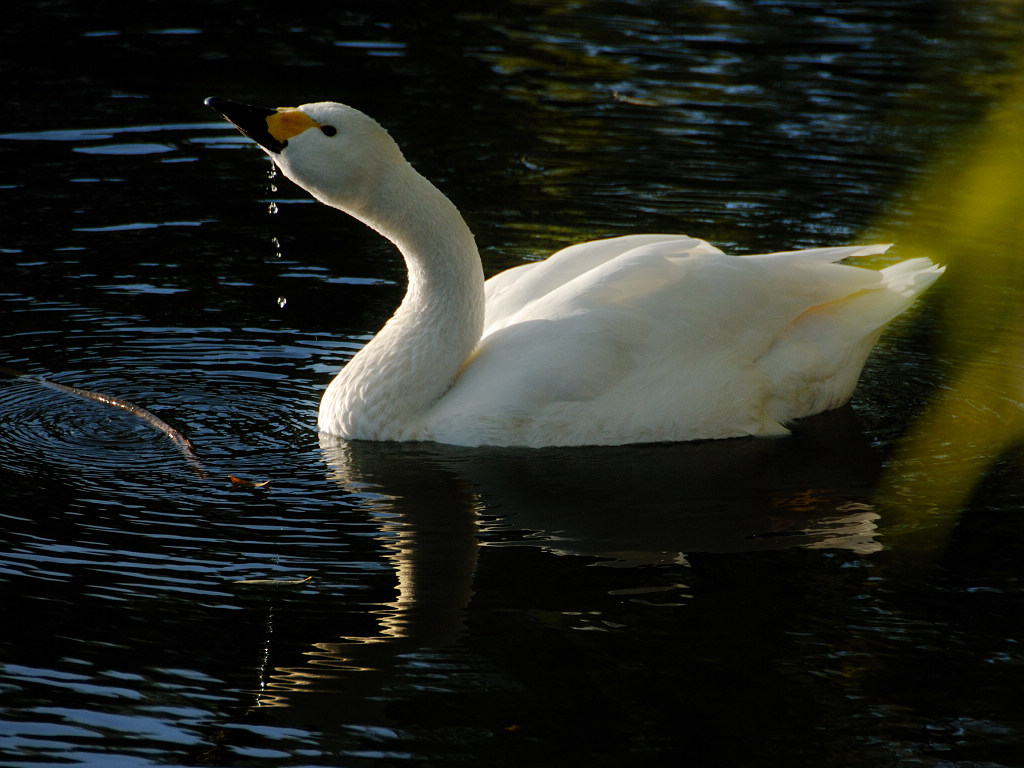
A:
206 97 944 448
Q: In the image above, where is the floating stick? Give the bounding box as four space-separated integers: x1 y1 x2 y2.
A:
0 363 206 477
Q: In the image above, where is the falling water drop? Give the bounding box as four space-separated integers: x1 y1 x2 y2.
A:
277 296 287 309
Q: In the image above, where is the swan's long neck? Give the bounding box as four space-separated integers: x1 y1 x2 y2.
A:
317 158 485 440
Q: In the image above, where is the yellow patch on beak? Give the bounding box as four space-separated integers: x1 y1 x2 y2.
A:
266 108 320 142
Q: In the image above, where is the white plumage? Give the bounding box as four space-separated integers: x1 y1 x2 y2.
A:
207 98 943 448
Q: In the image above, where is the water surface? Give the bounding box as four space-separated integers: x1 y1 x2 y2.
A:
2 2 1023 766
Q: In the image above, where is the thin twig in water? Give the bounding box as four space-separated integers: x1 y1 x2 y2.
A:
0 363 207 478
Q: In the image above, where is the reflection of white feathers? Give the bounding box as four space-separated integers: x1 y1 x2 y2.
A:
230 100 944 447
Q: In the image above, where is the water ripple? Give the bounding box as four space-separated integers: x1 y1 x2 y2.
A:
0 374 188 481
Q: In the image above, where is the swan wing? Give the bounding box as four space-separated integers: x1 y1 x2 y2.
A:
483 235 725 332
425 238 940 447
759 256 944 419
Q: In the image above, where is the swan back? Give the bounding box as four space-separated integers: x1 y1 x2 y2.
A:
425 238 943 447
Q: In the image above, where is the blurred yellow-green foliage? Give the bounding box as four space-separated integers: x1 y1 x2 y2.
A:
879 58 1024 545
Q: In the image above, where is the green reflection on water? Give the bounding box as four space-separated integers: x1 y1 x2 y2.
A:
878 54 1024 550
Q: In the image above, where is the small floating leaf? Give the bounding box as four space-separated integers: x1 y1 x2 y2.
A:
611 90 663 107
228 475 271 488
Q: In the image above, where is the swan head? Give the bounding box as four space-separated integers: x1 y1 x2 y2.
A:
205 96 406 215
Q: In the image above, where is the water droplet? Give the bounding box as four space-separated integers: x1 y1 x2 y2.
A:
268 202 278 215
277 296 287 309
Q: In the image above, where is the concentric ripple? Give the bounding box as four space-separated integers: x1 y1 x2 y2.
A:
0 372 193 482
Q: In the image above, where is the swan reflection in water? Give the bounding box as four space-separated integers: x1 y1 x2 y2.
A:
248 408 883 743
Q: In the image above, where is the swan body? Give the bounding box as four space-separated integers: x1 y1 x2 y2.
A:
206 97 944 448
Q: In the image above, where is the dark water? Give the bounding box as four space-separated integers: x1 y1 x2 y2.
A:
3 2 1024 766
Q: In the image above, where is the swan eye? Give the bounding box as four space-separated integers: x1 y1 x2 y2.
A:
320 125 337 137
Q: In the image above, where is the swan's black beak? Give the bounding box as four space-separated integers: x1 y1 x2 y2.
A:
205 96 288 154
